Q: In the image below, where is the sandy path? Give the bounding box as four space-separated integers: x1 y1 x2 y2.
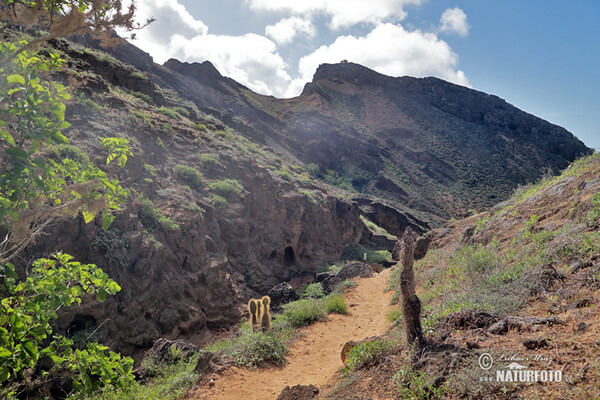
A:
191 267 396 400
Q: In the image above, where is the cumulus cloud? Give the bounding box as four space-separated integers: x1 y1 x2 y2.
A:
247 0 423 29
439 7 470 36
286 23 470 97
128 0 469 99
169 33 293 96
265 17 316 45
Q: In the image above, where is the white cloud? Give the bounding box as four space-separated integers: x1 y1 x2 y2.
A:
439 7 470 36
128 0 469 99
287 23 469 97
265 17 316 45
169 33 293 96
247 0 424 29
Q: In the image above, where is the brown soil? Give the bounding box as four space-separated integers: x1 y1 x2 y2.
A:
189 268 396 400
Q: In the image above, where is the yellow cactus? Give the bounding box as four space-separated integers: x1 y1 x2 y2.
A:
260 295 271 332
248 299 258 332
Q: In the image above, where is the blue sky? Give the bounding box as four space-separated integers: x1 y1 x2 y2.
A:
130 0 599 150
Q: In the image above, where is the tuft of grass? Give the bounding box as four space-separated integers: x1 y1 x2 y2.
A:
204 329 288 370
158 106 178 119
324 295 348 314
173 164 204 189
282 299 327 328
385 308 403 324
394 366 446 400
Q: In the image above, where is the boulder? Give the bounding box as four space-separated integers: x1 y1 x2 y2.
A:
268 282 300 308
276 384 319 400
194 351 229 375
143 338 199 364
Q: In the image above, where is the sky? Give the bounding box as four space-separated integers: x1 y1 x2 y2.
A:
126 0 600 150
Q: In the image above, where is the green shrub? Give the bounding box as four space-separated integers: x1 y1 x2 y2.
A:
210 193 228 209
173 164 204 189
343 339 395 374
300 282 325 299
204 330 288 369
208 179 243 199
138 195 180 232
161 124 173 134
385 308 403 324
325 295 348 314
95 355 199 400
199 153 220 166
282 299 327 328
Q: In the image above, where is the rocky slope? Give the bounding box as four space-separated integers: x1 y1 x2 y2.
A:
16 35 590 357
325 153 600 399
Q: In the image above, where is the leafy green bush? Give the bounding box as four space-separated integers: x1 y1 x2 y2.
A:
210 193 228 209
173 164 204 189
325 295 348 314
208 179 243 199
0 253 133 399
343 339 395 374
144 164 157 177
300 283 325 299
282 299 327 328
95 355 199 400
138 195 180 231
199 153 220 166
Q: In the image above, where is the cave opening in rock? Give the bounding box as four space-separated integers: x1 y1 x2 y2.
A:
67 314 97 337
283 246 295 265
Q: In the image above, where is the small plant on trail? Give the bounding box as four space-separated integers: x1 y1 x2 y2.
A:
343 339 395 375
394 365 446 399
325 295 348 314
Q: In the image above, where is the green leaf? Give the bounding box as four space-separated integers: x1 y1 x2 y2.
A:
7 74 25 85
22 340 38 359
0 366 9 383
0 129 15 145
0 348 12 362
96 288 107 302
101 212 115 230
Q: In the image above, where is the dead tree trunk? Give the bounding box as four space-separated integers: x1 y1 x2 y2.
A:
398 227 426 349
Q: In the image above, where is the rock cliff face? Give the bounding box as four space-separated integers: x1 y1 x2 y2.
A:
19 38 590 357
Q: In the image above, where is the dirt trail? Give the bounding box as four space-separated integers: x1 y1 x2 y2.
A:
190 267 396 400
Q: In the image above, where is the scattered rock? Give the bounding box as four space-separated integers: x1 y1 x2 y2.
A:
268 282 300 308
194 351 229 375
144 338 199 364
371 264 383 273
466 341 480 349
488 320 508 335
523 338 549 350
320 262 373 293
576 322 589 333
276 384 319 400
575 299 591 308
